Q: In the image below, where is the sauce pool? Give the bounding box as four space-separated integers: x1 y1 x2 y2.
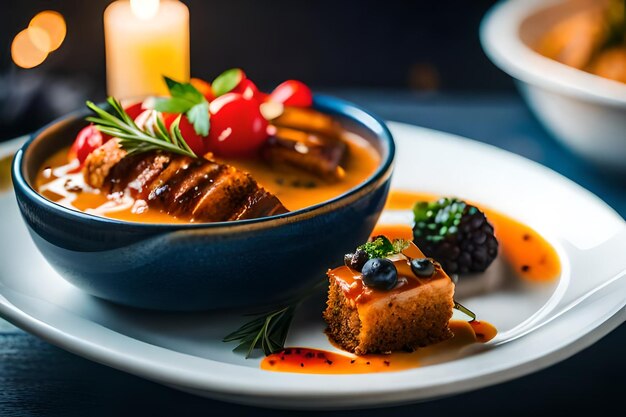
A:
380 190 561 282
35 133 379 223
262 190 556 374
261 320 497 374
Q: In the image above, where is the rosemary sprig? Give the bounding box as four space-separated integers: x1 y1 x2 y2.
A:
224 279 477 358
223 304 299 358
86 98 198 158
223 279 328 358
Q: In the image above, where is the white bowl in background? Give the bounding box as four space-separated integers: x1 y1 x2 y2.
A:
480 0 626 171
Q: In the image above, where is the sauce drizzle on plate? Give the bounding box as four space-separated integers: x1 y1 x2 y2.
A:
261 320 497 374
381 190 561 282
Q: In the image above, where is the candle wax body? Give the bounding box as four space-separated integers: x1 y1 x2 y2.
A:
104 0 190 99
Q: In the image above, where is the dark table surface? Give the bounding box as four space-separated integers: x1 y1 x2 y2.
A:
1 91 624 416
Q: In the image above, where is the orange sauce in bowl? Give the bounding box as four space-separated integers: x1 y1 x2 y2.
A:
34 133 379 223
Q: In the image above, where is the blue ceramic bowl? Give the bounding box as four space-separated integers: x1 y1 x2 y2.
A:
12 95 395 311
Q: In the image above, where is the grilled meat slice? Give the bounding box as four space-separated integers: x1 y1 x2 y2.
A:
108 152 171 196
272 107 340 138
262 126 347 181
82 140 288 222
190 165 258 222
230 188 288 220
265 107 347 181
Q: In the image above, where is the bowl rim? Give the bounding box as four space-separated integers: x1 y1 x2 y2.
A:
480 0 626 107
12 94 395 233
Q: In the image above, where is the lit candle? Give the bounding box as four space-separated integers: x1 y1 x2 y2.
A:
104 0 190 99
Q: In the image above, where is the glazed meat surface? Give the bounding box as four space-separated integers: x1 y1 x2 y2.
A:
83 139 288 222
264 108 348 181
262 127 347 181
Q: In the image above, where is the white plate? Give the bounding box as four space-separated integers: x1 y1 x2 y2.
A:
1 123 625 409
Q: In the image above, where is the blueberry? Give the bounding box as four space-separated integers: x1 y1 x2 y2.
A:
344 248 369 271
410 258 435 277
361 258 397 290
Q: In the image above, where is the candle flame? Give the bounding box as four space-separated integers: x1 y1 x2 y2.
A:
131 0 160 20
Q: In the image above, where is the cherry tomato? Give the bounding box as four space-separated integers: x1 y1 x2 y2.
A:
68 125 106 164
206 93 269 157
267 80 313 107
231 79 267 102
162 113 207 157
124 102 146 120
190 78 215 102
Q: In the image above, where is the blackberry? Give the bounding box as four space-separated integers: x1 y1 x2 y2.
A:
412 198 498 275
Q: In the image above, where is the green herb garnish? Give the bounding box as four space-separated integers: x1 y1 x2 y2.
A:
86 98 197 158
223 305 298 358
153 76 210 137
223 280 326 358
358 235 410 259
212 68 245 97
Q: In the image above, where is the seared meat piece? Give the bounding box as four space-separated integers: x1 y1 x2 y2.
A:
272 107 340 137
190 165 257 222
263 127 347 181
108 151 171 196
230 188 288 220
83 139 288 222
265 107 348 181
82 139 127 189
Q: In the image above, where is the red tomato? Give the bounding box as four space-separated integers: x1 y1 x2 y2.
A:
124 102 145 120
267 80 313 107
68 125 106 164
190 78 215 102
231 79 267 102
206 93 269 157
162 113 207 157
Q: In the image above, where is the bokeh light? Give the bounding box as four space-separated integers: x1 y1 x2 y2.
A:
27 26 52 53
29 10 67 52
11 10 66 69
11 28 49 69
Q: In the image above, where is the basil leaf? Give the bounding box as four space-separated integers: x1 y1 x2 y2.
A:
153 96 195 113
155 75 210 137
212 68 244 97
163 76 205 103
186 102 210 137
